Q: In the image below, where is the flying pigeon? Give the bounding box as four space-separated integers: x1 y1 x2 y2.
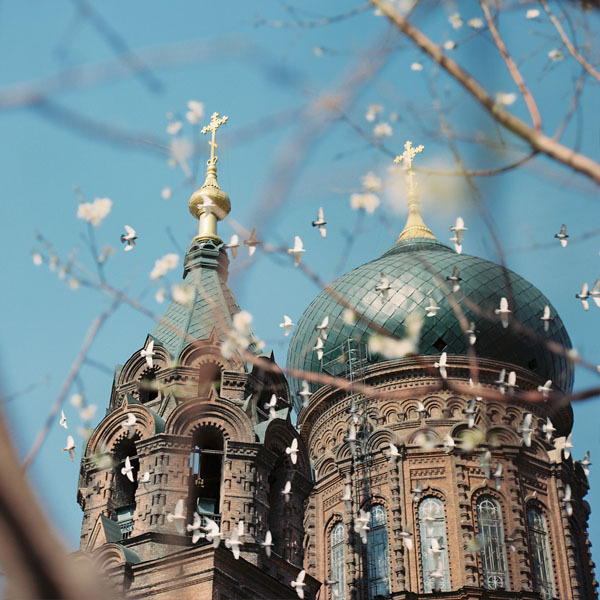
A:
280 315 295 336
554 433 573 460
186 513 204 544
140 339 155 369
495 368 506 393
120 225 138 251
121 455 135 483
375 274 392 299
286 438 299 465
313 337 325 360
575 283 590 311
225 520 244 560
298 381 312 408
434 352 447 379
542 418 556 442
291 570 306 599
446 266 462 292
519 413 534 447
315 315 329 340
354 509 370 543
449 217 467 253
261 530 273 557
399 528 413 550
243 228 261 256
416 401 427 419
540 305 552 332
554 224 568 247
562 484 573 516
580 451 592 477
425 298 440 317
411 482 423 502
590 280 600 307
312 207 327 238
480 450 492 480
388 443 400 463
264 394 278 420
495 297 511 328
505 371 518 395
63 435 76 461
464 399 477 428
281 480 292 503
224 234 240 259
59 410 68 429
493 462 503 490
166 499 186 534
121 412 137 438
138 471 150 484
341 484 352 502
443 433 455 453
466 322 477 346
537 380 552 398
203 517 222 548
288 236 305 267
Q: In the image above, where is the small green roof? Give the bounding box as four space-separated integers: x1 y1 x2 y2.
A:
152 241 242 359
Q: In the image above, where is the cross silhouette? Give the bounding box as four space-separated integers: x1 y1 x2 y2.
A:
201 112 229 162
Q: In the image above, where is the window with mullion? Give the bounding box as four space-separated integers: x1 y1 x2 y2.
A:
418 497 451 592
330 522 346 600
527 507 555 599
366 504 390 599
477 496 509 590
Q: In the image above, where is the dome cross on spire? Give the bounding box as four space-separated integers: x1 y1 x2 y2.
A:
202 112 229 165
188 112 231 243
394 140 435 242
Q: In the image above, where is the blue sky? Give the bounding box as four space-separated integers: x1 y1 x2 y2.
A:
1 0 599 568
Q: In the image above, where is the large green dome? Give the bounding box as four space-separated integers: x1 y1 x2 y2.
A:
287 237 573 411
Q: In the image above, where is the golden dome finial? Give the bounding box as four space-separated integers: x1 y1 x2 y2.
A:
393 140 436 242
189 112 231 243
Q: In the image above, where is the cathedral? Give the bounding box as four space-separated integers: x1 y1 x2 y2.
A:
75 115 597 599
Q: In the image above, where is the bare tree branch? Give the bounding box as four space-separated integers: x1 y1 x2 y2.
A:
370 0 600 185
480 0 542 130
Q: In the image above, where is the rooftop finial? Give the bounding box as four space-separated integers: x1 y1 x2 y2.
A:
394 140 435 242
188 112 231 243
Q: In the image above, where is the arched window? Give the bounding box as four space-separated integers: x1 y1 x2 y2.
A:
330 522 346 600
366 504 390 599
418 497 450 592
267 454 288 557
113 436 139 539
189 426 224 519
476 496 509 590
139 369 158 403
527 506 555 599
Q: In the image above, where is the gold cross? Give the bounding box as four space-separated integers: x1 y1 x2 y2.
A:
394 140 424 170
201 112 229 162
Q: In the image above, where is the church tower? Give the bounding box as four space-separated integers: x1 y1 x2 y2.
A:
287 143 597 600
75 114 316 600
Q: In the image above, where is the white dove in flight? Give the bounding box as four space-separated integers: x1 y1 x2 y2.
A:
312 207 327 238
120 225 138 251
288 236 305 267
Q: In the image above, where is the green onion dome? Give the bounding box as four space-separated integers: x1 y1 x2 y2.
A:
287 237 573 412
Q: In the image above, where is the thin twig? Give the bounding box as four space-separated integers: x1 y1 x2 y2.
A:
480 0 542 130
22 297 121 470
541 0 600 84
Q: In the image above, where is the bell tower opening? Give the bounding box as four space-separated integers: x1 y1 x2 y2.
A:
189 426 224 519
112 436 139 539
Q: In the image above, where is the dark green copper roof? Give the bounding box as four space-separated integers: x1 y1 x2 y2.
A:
152 240 242 359
287 238 573 412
